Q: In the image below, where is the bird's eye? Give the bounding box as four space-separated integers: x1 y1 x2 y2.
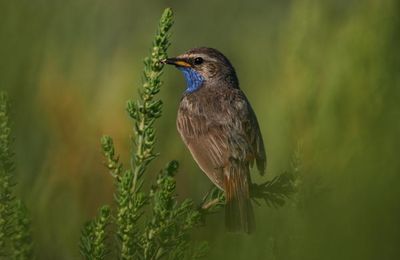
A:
194 57 204 65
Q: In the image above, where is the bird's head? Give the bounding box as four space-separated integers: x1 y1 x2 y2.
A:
163 47 239 93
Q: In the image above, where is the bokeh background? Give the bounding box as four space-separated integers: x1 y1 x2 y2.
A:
1 0 400 259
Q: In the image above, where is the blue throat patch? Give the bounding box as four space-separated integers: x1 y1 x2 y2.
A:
178 67 204 93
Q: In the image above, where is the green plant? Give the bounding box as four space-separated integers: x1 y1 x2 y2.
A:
80 8 208 259
80 206 111 260
0 92 33 259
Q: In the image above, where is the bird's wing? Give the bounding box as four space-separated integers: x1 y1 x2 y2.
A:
232 90 267 175
177 111 228 189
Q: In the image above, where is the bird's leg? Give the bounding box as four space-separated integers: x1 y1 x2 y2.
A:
201 198 222 211
198 185 225 214
201 184 219 204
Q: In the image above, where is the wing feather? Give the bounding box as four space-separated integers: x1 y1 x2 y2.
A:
177 112 227 189
231 91 267 175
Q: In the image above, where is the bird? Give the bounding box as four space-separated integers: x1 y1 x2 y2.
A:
164 47 266 233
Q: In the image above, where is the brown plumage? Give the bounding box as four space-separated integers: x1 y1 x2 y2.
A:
165 47 266 233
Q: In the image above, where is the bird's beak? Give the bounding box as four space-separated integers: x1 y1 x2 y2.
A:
162 57 191 68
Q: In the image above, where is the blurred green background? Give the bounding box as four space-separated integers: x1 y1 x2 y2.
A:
1 0 400 259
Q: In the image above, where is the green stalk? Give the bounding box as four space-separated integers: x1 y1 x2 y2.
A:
128 8 174 195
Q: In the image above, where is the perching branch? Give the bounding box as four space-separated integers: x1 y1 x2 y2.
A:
199 164 299 214
250 171 296 208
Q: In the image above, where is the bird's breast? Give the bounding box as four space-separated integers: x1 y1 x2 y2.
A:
177 95 208 138
177 89 234 138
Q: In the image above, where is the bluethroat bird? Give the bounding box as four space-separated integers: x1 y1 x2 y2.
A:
164 47 266 233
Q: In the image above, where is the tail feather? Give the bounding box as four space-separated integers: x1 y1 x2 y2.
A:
224 163 255 233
